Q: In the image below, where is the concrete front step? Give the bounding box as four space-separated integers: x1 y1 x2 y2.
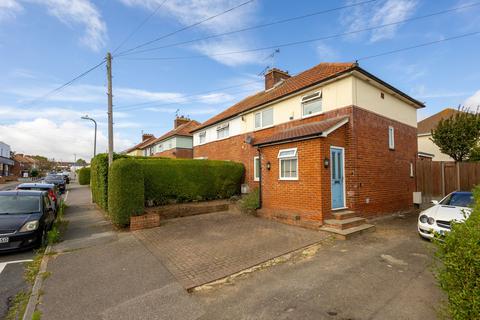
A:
320 224 376 240
332 210 356 220
324 217 366 230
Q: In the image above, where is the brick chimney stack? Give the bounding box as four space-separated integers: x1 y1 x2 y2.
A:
174 116 190 128
264 68 290 90
142 133 154 141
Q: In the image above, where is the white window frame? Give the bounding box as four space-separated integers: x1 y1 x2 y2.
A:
388 126 395 150
253 156 260 181
199 131 206 144
301 91 322 118
278 148 298 181
254 107 274 130
216 123 230 140
410 162 414 178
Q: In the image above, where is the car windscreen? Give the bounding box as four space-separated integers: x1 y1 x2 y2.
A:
0 195 41 214
18 187 50 191
440 193 474 207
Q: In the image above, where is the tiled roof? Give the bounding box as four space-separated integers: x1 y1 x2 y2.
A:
143 120 200 148
253 116 349 146
193 63 357 132
124 136 157 153
418 108 461 134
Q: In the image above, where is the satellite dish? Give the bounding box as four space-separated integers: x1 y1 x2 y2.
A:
245 136 253 145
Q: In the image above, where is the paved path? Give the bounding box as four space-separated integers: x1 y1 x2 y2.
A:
135 211 330 289
38 184 204 320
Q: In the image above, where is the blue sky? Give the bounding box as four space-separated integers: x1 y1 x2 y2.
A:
0 0 479 161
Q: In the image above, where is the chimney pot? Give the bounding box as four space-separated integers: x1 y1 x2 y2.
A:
142 133 154 141
174 116 190 128
264 68 290 90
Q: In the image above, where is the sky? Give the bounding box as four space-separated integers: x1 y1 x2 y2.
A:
0 0 479 161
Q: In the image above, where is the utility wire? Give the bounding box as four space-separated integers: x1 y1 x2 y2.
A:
116 0 379 57
112 0 169 54
115 30 480 112
118 2 480 61
25 59 106 106
115 0 255 57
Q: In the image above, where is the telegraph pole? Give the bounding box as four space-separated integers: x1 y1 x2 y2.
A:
106 52 114 166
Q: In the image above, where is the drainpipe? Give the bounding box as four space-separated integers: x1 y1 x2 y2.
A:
257 147 262 209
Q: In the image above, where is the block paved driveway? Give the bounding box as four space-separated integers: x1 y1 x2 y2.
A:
134 211 330 290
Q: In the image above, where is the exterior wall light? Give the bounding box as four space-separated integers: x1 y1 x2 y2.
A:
324 157 330 168
266 161 271 170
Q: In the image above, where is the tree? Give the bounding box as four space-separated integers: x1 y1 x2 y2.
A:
431 107 480 162
76 158 87 166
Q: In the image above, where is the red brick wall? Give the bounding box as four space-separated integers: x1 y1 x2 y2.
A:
153 148 193 159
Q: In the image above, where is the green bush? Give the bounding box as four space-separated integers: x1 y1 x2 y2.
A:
78 167 91 185
141 159 244 205
108 158 144 227
239 188 259 213
434 187 480 319
90 153 126 210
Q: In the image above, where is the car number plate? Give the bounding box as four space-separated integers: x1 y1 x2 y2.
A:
0 237 9 243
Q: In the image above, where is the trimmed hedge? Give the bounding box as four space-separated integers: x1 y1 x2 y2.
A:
141 159 244 206
78 167 91 185
90 153 126 210
108 158 144 227
435 186 480 319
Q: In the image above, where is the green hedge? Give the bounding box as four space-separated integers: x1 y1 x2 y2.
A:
90 153 126 210
141 159 244 206
108 158 144 227
435 187 480 319
78 167 91 185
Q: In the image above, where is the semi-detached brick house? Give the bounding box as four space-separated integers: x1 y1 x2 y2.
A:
191 62 424 234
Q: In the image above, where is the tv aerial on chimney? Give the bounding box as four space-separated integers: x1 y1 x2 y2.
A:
257 49 281 76
175 109 180 118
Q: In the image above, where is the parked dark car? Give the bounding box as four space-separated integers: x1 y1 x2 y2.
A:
0 190 55 252
44 174 66 193
16 183 59 215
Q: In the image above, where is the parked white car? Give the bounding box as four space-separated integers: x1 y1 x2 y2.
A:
418 191 474 240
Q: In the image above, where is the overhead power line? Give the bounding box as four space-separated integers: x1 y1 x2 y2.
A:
117 0 379 57
115 0 256 57
112 0 169 54
118 2 480 61
24 59 106 106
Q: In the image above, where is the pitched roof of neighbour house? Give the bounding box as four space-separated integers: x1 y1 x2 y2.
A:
123 135 157 153
417 108 461 135
192 62 424 132
14 154 37 164
143 120 201 149
253 116 350 146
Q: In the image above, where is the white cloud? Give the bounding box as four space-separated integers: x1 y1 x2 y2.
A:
411 85 470 99
341 0 418 42
464 90 480 108
316 42 339 61
0 118 132 161
0 0 107 51
117 0 262 65
0 0 23 23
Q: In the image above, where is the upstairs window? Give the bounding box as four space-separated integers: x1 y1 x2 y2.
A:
278 148 298 180
199 131 206 144
217 123 229 139
254 108 274 129
302 91 322 117
388 126 395 150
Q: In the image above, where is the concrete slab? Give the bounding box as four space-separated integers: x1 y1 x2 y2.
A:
134 211 330 289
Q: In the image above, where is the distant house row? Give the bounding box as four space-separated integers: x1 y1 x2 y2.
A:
0 141 40 179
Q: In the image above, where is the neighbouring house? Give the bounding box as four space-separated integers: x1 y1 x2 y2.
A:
417 108 460 162
123 134 157 156
12 154 38 177
191 62 424 232
0 141 14 177
142 116 200 159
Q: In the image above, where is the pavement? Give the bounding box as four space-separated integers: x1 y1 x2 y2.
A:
36 184 443 320
134 211 330 289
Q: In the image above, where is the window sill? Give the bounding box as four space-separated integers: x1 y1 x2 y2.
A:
253 178 259 182
254 124 274 131
302 111 323 119
279 177 299 181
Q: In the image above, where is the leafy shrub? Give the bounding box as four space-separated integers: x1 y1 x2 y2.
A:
90 153 126 210
239 188 259 213
434 186 480 319
108 158 144 227
30 168 39 177
78 167 91 185
141 159 244 206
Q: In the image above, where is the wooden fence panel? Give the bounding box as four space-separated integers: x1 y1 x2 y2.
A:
431 161 443 197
